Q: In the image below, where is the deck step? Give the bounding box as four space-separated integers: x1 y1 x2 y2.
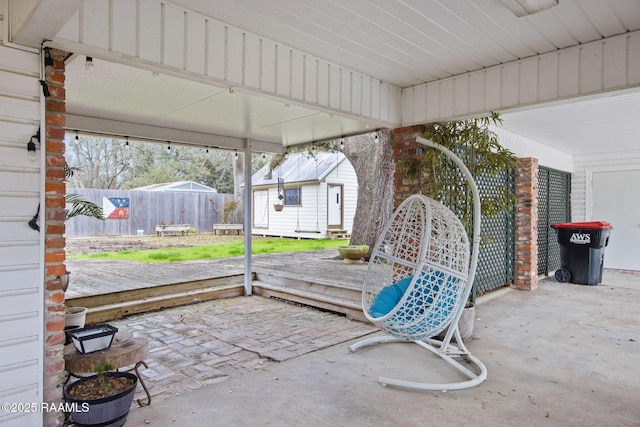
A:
65 269 367 325
327 229 351 240
253 271 362 302
66 275 246 324
252 280 366 322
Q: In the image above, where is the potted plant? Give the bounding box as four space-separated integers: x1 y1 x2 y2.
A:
64 362 138 427
403 113 518 338
337 245 369 264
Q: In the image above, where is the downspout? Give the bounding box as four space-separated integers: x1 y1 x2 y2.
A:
243 140 252 295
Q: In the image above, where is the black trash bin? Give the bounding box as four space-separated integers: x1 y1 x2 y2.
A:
551 221 612 285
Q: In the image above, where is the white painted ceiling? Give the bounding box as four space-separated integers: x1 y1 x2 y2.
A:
64 0 640 155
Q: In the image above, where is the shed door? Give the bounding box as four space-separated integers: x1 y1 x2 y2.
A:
327 184 343 228
253 190 269 229
592 170 640 270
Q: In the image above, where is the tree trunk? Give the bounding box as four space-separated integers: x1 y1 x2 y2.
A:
232 152 245 224
341 130 395 259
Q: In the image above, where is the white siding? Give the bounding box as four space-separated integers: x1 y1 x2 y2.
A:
54 0 401 127
572 151 640 222
404 30 640 125
492 126 573 172
0 45 43 427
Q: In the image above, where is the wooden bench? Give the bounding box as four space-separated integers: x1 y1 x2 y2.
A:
155 224 192 236
212 224 243 235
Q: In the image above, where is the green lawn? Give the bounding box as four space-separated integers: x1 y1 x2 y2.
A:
67 238 347 263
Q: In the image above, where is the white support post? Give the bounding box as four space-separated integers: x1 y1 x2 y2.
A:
243 140 252 295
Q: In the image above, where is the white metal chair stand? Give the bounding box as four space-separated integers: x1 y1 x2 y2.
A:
349 137 487 391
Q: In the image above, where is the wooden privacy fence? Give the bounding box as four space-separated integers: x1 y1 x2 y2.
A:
65 188 242 237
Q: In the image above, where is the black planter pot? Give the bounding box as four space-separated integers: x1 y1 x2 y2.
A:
64 371 138 427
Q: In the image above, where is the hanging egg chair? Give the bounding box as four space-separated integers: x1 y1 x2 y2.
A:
349 137 487 391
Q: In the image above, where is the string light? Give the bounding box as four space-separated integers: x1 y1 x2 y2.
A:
75 131 79 141
340 137 344 149
125 136 129 147
167 142 171 151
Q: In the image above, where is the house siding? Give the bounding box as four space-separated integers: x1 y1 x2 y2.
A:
492 126 573 172
572 151 640 222
0 44 44 427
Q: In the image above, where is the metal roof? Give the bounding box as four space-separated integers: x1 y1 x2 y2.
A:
132 180 218 192
251 152 347 186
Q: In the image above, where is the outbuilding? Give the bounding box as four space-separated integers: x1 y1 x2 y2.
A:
250 152 357 239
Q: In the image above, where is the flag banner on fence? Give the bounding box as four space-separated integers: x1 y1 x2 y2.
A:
103 197 130 219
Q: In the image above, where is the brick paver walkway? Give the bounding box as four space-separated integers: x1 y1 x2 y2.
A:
110 295 376 405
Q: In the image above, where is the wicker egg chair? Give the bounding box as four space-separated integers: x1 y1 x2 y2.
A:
349 137 487 391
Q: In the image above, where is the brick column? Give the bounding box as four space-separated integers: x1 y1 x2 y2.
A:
43 48 67 427
392 125 425 209
513 157 539 291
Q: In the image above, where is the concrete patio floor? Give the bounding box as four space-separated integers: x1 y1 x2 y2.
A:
124 269 639 427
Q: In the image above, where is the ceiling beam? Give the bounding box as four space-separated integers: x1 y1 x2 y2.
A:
9 0 83 48
65 114 283 153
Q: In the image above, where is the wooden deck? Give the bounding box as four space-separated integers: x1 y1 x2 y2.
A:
65 250 366 298
65 250 369 322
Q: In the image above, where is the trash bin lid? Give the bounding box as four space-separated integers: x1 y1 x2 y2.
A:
551 221 612 229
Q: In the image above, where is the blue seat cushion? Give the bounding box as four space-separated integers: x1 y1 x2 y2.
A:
369 276 413 318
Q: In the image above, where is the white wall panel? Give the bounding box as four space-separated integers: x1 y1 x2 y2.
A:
361 75 371 118
81 1 109 49
538 54 558 101
603 37 627 89
404 31 640 126
579 43 602 93
162 4 185 69
317 60 329 107
425 83 439 121
351 73 362 116
501 64 519 107
276 45 290 97
185 13 206 75
0 45 42 425
244 33 261 89
226 26 244 84
453 75 468 116
369 79 380 121
138 0 161 63
630 33 640 85
492 126 573 172
468 71 485 113
0 267 39 291
340 69 351 113
259 39 276 93
484 67 501 110
206 20 226 81
290 49 304 101
519 58 538 104
572 151 640 221
304 56 317 104
328 65 341 110
111 0 136 56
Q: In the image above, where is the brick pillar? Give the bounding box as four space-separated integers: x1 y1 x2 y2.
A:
392 125 425 209
43 48 67 427
513 157 539 291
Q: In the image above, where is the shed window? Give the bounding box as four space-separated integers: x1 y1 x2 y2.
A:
284 187 301 206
